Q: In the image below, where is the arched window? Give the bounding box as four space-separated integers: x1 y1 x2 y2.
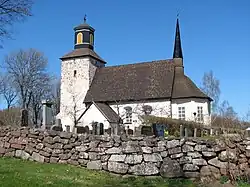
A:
76 32 83 44
142 105 153 115
90 33 94 45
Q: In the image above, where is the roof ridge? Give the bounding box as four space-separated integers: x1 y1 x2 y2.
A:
103 59 174 69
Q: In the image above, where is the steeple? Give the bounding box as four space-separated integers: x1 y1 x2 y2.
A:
173 18 183 59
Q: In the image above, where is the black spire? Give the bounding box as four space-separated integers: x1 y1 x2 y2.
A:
173 18 183 59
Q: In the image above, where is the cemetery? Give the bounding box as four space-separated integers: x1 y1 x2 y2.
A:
0 1 249 186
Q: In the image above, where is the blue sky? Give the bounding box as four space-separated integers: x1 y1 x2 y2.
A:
0 0 249 117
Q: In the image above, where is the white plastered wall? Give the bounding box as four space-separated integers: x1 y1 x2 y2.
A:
171 98 211 125
78 104 110 130
110 100 171 131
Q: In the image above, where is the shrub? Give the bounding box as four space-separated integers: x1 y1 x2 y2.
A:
0 108 21 127
141 115 245 137
141 115 205 136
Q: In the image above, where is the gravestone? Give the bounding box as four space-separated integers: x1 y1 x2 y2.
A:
20 109 28 127
184 128 188 137
119 126 126 135
96 123 101 135
41 100 53 130
76 126 90 134
51 125 63 131
55 119 61 127
92 122 98 135
99 123 104 135
50 118 62 132
180 125 184 137
152 124 164 137
85 126 90 134
134 126 142 136
110 123 118 135
194 128 197 138
127 129 134 135
105 128 111 135
141 126 153 136
76 126 85 134
93 123 104 135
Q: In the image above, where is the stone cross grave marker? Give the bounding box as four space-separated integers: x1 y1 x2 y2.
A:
20 109 28 126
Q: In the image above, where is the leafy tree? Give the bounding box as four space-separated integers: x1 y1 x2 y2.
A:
201 70 220 113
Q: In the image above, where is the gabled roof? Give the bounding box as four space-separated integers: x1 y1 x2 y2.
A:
84 60 175 102
78 102 121 123
83 59 211 103
172 74 212 100
94 102 121 123
60 48 106 63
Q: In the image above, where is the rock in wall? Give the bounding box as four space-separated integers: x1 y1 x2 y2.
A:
0 126 249 180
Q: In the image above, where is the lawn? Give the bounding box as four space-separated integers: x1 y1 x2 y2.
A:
0 157 249 187
0 157 196 187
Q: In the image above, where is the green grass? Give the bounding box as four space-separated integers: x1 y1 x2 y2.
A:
0 157 249 187
0 157 197 187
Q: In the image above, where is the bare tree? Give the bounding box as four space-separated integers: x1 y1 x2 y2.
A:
0 108 20 126
245 107 250 122
2 49 49 109
0 74 17 109
217 100 238 130
62 83 86 131
113 101 171 126
0 0 33 47
30 74 53 126
51 77 60 116
201 70 220 113
219 100 237 120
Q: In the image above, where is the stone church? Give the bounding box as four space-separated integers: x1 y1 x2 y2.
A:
57 18 212 133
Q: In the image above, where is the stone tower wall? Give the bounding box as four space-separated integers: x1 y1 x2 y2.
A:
59 57 97 131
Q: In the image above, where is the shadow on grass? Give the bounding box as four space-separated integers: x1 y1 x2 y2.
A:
0 157 199 187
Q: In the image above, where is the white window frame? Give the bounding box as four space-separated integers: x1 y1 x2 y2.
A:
124 107 132 124
178 106 185 120
197 106 204 122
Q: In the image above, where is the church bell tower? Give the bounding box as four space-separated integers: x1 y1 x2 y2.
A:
58 17 106 132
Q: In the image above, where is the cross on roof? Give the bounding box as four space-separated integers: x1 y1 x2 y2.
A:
84 14 87 23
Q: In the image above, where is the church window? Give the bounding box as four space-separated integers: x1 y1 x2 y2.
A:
142 105 153 115
90 33 94 45
178 106 185 120
124 106 132 124
76 32 83 44
73 70 77 77
65 125 70 132
197 106 204 122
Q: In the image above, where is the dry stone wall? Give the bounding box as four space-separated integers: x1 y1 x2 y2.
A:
0 126 250 180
